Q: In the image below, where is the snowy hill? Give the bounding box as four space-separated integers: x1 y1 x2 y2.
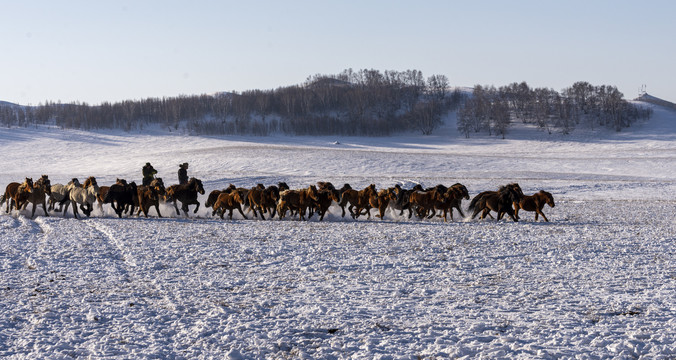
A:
0 94 675 358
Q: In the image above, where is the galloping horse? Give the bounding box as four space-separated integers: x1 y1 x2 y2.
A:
213 190 247 220
370 188 396 220
447 183 470 219
313 187 340 221
166 177 205 217
137 178 166 218
66 176 99 218
469 184 522 222
514 190 555 222
103 181 138 218
48 178 80 212
277 185 319 220
23 175 52 218
205 185 237 217
1 178 33 213
338 184 376 219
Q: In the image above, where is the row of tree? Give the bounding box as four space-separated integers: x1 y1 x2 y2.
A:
0 69 464 136
457 81 653 138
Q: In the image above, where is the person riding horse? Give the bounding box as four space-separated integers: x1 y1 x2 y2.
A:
178 163 189 185
142 162 157 186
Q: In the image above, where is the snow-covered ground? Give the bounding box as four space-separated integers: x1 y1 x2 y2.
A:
0 104 675 359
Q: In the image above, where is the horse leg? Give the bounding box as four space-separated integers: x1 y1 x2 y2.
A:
71 201 79 219
41 201 49 217
154 203 162 218
193 201 200 214
537 208 548 222
173 200 181 216
237 205 247 219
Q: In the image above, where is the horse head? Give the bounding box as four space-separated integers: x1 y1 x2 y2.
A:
20 177 34 193
37 175 52 195
541 190 555 207
194 178 205 195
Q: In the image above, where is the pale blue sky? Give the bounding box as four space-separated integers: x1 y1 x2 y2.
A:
1 0 674 105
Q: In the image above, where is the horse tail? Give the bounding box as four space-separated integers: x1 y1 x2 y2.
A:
468 194 482 212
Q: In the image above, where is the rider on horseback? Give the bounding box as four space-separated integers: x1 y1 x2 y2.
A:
142 162 157 186
178 163 189 185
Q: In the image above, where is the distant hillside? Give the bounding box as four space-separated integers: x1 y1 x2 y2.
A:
636 93 676 111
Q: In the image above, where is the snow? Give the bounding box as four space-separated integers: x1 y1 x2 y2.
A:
1 103 675 359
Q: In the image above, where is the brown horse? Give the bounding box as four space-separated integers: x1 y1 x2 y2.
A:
369 188 396 220
469 185 521 222
514 190 555 222
22 175 52 218
469 183 523 220
213 190 247 220
205 185 237 217
166 177 205 217
1 178 33 213
137 178 166 218
246 184 268 219
447 183 470 219
277 185 319 220
313 187 340 221
432 186 464 222
409 188 444 220
338 184 376 219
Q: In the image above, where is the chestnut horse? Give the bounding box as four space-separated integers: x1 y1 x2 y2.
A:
205 184 237 217
277 185 319 220
469 184 521 222
213 190 247 220
514 190 555 222
1 178 33 213
166 177 205 217
338 184 376 219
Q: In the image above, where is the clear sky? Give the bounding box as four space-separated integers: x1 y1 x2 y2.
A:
1 0 674 105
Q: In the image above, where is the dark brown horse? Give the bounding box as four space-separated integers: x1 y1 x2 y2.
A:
469 185 521 222
514 190 555 222
1 178 33 213
432 186 464 222
166 177 205 216
447 183 470 219
313 187 340 221
469 183 523 220
22 175 51 218
137 178 166 218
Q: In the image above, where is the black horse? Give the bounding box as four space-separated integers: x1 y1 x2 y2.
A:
103 181 138 218
166 177 205 216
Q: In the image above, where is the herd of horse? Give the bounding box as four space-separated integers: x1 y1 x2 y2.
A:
0 175 556 222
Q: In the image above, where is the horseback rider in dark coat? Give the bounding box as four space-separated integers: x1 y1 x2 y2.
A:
178 163 189 185
142 162 157 186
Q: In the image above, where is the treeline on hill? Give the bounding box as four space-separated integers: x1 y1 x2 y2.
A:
457 81 653 138
0 69 465 136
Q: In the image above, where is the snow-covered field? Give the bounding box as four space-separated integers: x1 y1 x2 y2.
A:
1 104 675 359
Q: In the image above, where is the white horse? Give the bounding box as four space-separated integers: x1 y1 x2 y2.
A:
66 176 99 218
49 178 80 212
